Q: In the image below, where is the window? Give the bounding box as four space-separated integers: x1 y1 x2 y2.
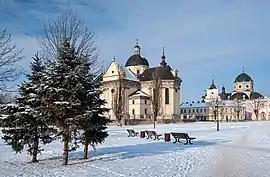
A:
111 89 114 93
175 89 178 92
239 85 242 88
192 109 195 113
200 109 202 113
204 109 206 113
145 109 147 114
246 85 249 88
132 109 135 115
189 109 191 113
184 110 186 113
112 70 114 73
165 88 169 104
132 100 135 104
196 109 199 113
181 110 183 113
137 70 140 74
145 100 147 104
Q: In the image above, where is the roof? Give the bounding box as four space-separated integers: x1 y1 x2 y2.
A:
124 67 139 82
250 92 264 99
234 72 253 83
209 79 217 89
125 54 149 67
128 89 151 98
138 65 176 81
180 102 210 109
231 92 249 100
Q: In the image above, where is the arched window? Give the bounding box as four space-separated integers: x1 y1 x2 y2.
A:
111 89 115 93
165 88 169 104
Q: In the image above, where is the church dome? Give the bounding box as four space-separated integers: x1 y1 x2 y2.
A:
125 55 149 67
234 72 253 83
125 40 149 67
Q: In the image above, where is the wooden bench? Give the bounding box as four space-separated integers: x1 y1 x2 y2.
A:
171 132 196 145
145 130 162 140
127 129 139 137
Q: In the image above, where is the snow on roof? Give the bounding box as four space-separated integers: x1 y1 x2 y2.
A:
180 102 209 108
124 67 139 82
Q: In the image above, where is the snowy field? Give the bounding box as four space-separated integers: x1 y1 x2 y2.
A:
1 121 270 177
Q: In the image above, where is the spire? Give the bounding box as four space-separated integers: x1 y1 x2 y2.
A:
134 39 140 55
112 56 115 62
222 84 225 93
209 79 217 89
242 66 245 73
160 47 167 67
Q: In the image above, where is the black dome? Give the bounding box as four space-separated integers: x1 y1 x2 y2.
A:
125 54 149 67
234 73 253 83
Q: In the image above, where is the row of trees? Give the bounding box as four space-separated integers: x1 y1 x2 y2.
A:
1 9 110 165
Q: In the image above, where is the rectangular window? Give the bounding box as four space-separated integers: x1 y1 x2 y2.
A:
181 109 183 113
196 109 198 113
132 100 135 104
184 110 186 113
132 109 135 115
200 109 202 113
189 109 191 113
145 100 147 104
204 109 206 113
165 88 169 104
192 109 195 113
145 109 147 114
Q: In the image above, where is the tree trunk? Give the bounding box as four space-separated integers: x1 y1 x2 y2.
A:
153 118 156 129
31 134 39 163
63 134 69 165
83 142 88 159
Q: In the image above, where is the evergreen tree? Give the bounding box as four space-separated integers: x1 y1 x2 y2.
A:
1 54 55 162
78 71 110 159
42 39 110 164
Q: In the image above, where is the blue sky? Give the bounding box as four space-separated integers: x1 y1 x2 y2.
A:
1 0 270 102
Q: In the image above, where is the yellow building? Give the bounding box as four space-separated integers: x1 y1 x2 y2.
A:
100 40 182 121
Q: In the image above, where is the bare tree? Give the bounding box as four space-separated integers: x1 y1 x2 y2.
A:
151 70 163 129
209 98 222 131
38 8 102 74
0 29 23 90
251 98 265 120
234 99 243 121
111 65 125 126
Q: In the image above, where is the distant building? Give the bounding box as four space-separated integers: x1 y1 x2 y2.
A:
181 69 269 122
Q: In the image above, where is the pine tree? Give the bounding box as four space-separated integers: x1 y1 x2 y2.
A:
1 54 55 163
78 75 110 159
42 39 110 164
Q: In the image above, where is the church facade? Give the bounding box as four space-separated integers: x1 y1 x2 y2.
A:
100 41 182 121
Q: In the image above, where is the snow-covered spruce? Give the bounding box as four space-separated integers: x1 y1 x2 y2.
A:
1 54 56 163
41 39 110 165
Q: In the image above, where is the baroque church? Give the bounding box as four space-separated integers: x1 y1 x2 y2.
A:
202 70 264 102
99 40 182 121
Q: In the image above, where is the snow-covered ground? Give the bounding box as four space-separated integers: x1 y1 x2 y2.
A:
1 121 270 177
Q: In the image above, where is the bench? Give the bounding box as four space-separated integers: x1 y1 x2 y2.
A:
127 129 139 137
171 132 196 145
145 130 162 140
